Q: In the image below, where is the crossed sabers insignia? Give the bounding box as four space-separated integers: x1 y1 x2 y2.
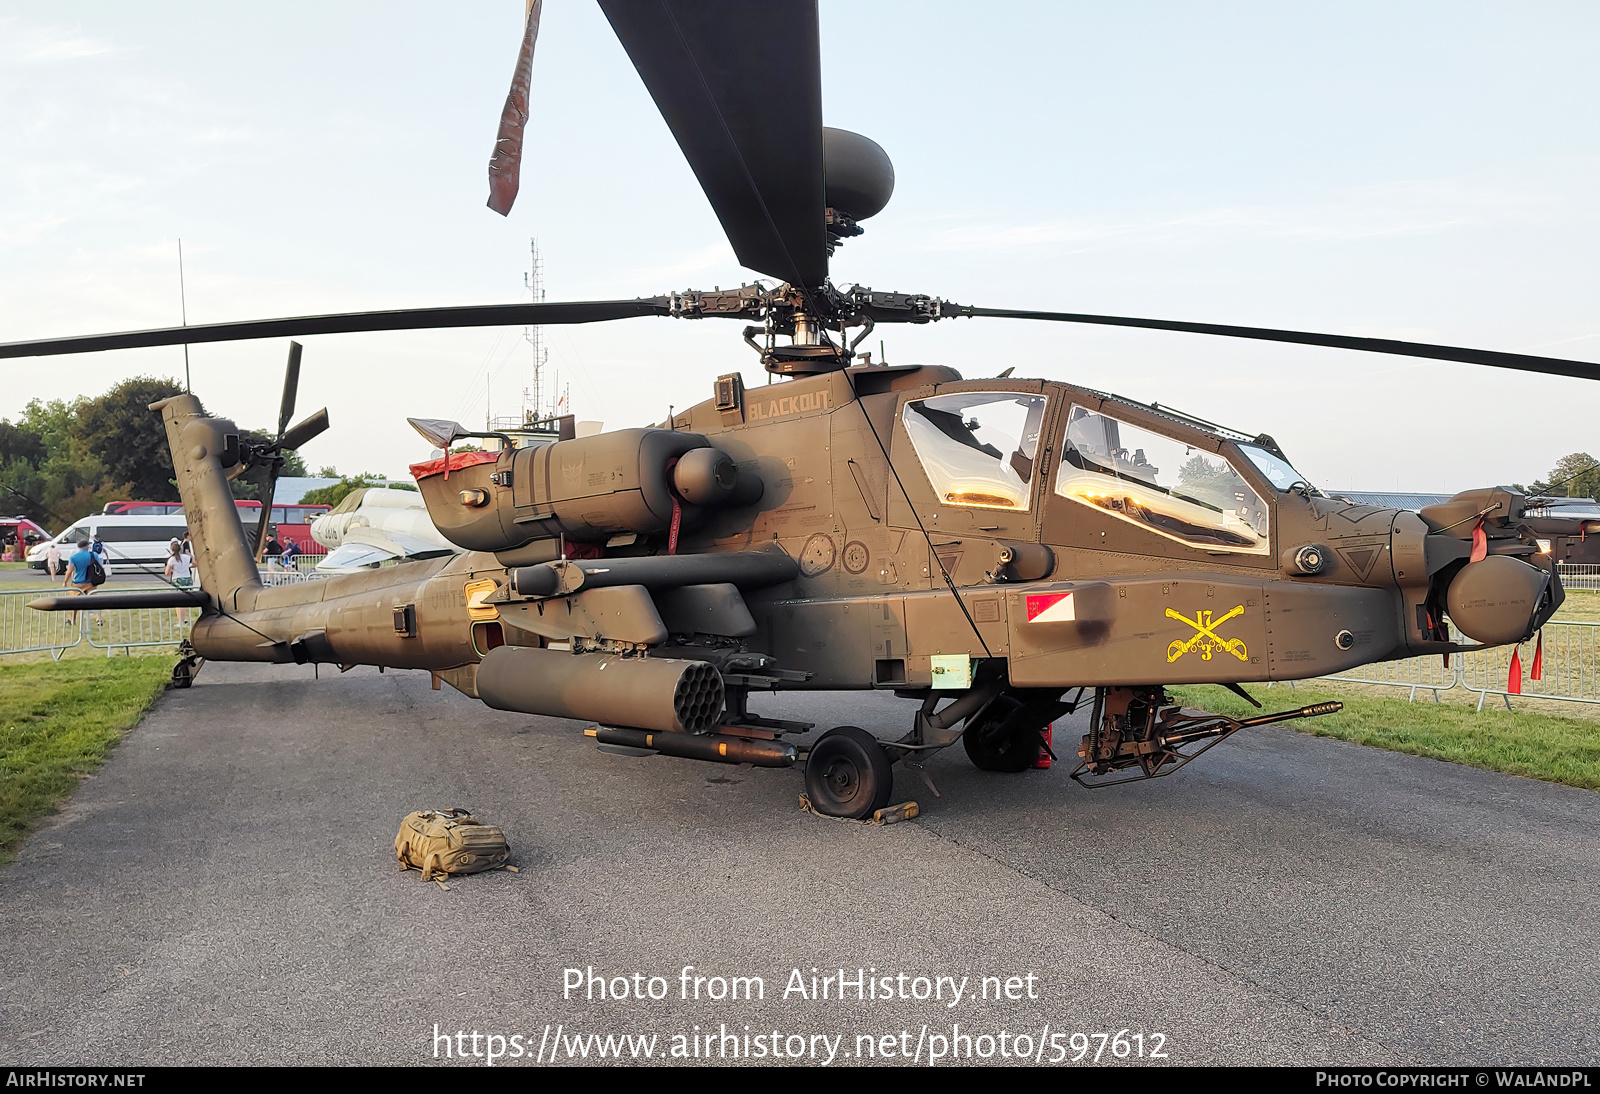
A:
1165 605 1248 663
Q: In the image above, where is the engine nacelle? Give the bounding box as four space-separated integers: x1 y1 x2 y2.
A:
412 428 762 554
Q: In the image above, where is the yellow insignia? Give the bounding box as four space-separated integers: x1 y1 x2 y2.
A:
1165 606 1248 663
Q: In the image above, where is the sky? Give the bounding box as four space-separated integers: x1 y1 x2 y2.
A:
2 1 1597 492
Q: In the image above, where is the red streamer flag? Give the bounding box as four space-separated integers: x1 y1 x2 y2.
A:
487 1 543 216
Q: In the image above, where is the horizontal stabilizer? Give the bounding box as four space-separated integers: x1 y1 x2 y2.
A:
29 589 208 611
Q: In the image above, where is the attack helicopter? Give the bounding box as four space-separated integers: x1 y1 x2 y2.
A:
6 1 1597 818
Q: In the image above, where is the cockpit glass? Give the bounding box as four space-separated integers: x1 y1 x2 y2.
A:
1237 444 1313 493
1055 405 1270 554
902 392 1047 510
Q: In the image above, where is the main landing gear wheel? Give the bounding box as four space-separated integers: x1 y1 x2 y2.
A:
805 726 893 819
962 695 1043 773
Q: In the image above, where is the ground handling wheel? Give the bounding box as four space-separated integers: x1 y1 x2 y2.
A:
962 695 1046 773
805 726 893 819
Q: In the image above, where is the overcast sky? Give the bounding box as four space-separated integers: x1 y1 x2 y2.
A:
2 1 1597 493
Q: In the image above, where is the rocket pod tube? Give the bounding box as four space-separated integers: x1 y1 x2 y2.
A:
476 646 724 734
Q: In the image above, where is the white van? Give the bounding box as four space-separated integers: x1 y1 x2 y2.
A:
27 513 192 576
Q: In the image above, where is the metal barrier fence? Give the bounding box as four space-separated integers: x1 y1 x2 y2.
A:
0 559 328 656
0 586 191 659
257 552 331 586
1558 563 1600 592
1323 619 1600 711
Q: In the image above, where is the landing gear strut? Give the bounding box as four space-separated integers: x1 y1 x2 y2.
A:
168 641 205 690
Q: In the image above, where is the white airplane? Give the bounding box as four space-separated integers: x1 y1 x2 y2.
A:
309 487 457 573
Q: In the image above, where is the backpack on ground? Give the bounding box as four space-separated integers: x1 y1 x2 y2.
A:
394 809 510 881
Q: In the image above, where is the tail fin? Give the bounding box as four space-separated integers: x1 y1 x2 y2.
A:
150 394 263 607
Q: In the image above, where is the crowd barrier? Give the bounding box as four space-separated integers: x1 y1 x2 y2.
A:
0 586 192 659
1298 617 1598 712
1558 562 1600 592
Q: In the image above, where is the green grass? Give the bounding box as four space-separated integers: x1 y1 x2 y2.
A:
0 656 172 865
1171 682 1600 791
1553 588 1600 623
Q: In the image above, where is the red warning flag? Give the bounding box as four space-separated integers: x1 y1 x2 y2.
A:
1508 644 1523 695
1531 631 1543 682
1469 517 1488 564
487 1 543 216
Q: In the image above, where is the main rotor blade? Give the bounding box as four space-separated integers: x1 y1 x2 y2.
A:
487 0 543 216
0 299 673 359
942 304 1600 382
599 0 827 288
279 408 329 453
278 341 303 438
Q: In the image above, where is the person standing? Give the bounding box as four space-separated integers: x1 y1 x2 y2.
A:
45 539 64 582
280 536 300 570
165 539 195 625
65 539 96 625
180 531 197 585
263 530 281 569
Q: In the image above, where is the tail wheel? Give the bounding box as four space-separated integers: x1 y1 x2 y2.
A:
805 726 893 819
962 695 1044 773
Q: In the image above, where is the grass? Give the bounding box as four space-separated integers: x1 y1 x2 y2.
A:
1553 589 1600 623
0 655 172 865
1171 681 1600 791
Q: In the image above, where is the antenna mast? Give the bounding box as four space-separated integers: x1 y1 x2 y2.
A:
523 238 547 422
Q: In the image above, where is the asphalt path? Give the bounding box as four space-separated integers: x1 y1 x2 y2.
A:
1 661 1596 1067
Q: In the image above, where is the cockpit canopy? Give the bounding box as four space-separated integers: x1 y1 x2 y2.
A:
901 385 1316 557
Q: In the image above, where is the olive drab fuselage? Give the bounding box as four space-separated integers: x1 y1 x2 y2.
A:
151 362 1556 699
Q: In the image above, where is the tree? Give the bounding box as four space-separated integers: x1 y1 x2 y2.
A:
299 474 415 509
0 419 49 523
7 397 109 527
0 421 45 469
74 377 189 500
1530 452 1600 500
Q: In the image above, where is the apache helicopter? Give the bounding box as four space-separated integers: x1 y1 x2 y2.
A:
7 1 1597 818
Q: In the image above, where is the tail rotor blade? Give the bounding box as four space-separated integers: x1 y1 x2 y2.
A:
253 473 278 563
487 0 544 216
278 341 303 439
279 408 330 454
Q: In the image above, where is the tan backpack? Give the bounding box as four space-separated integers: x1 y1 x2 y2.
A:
395 809 510 881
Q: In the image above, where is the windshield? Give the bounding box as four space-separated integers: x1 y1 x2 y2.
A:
1055 405 1270 554
903 391 1047 510
1237 444 1314 493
